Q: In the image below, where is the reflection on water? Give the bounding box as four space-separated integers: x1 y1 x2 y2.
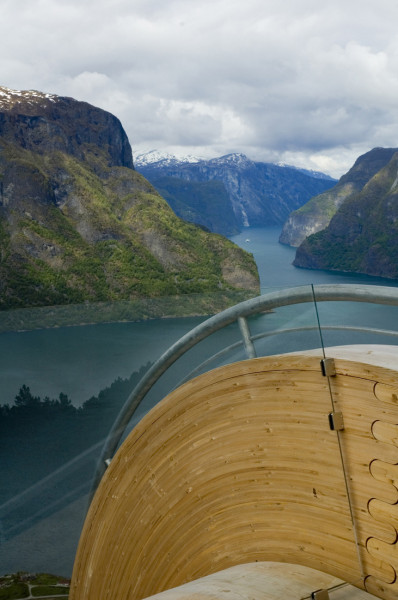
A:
2 226 398 577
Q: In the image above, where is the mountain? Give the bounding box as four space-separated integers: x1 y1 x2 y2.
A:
135 150 203 167
0 87 259 310
276 162 335 180
136 151 336 236
279 147 398 247
293 148 398 279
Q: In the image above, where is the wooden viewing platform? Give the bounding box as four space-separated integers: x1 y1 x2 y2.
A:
70 343 398 600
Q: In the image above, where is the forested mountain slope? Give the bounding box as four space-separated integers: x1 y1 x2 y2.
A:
280 147 398 247
0 87 259 309
294 149 398 279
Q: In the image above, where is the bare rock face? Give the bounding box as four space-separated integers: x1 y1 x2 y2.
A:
0 87 133 169
0 87 259 309
280 147 398 247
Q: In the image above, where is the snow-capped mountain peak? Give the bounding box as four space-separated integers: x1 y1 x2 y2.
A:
134 149 203 167
208 153 251 167
0 86 58 109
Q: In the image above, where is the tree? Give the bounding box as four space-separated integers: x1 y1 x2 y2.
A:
14 384 41 408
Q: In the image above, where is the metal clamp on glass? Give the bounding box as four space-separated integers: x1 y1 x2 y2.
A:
320 358 336 377
328 411 344 431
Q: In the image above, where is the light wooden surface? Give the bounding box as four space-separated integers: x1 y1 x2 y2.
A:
140 562 375 600
70 346 398 600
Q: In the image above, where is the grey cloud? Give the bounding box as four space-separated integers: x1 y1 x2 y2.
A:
1 0 398 176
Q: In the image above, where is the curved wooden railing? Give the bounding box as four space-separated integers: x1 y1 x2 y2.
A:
71 347 398 600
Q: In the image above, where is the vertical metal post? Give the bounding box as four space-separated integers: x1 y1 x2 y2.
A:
238 316 257 359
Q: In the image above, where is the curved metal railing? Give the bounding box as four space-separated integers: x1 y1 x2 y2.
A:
92 283 398 493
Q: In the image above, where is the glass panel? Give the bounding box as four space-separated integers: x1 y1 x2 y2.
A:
0 287 365 594
248 296 326 356
126 285 327 430
0 298 212 578
315 299 398 349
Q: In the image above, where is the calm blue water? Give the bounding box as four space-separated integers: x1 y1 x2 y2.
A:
2 225 398 577
1 226 398 407
230 226 398 291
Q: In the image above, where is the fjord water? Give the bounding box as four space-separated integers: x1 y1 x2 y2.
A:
3 225 398 408
2 225 398 577
3 227 397 407
230 226 398 291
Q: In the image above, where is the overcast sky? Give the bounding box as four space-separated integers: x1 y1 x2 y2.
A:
2 0 398 177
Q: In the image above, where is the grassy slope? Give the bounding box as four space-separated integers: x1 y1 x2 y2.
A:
0 143 259 309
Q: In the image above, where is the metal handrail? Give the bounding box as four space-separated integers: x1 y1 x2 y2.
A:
91 283 398 494
174 324 398 389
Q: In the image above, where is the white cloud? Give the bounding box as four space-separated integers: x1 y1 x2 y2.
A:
1 0 398 176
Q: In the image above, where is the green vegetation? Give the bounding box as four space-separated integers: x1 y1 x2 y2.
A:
31 575 60 586
283 147 398 248
0 573 69 600
294 185 352 219
0 364 151 503
0 142 258 311
0 290 254 332
295 151 398 279
31 586 67 596
0 581 29 600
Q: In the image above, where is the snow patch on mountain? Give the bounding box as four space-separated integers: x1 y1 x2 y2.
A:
0 86 57 108
276 161 335 180
207 153 252 168
135 149 203 167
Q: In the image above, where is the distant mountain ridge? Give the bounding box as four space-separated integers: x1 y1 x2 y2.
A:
135 150 203 167
293 147 398 279
280 147 398 247
0 87 259 309
136 151 336 236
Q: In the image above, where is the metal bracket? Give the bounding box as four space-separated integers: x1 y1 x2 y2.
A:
311 590 330 600
320 358 336 377
328 411 344 431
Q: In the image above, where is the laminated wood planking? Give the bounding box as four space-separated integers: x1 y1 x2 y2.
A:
70 347 398 600
139 562 370 600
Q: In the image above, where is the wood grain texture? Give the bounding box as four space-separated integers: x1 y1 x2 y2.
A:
70 347 398 600
138 562 369 600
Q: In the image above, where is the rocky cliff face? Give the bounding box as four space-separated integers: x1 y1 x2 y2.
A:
0 87 259 309
136 152 336 235
0 88 133 169
293 149 398 279
280 147 398 247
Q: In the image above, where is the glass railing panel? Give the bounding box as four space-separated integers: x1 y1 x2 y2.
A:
123 285 327 431
247 301 325 357
0 286 366 592
0 295 228 579
314 299 398 349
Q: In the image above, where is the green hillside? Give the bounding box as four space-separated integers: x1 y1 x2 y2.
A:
0 88 259 310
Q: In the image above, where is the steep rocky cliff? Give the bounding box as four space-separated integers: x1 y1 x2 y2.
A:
280 147 398 247
0 87 259 310
136 152 336 235
294 149 398 279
